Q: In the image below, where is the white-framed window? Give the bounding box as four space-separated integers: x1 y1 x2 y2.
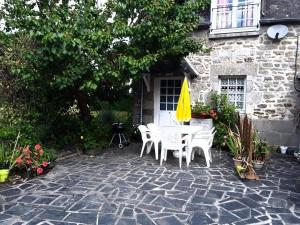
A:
219 76 246 111
210 0 261 34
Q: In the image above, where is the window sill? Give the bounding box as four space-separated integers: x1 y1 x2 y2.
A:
209 30 260 39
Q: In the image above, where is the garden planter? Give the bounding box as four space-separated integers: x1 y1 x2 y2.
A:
253 161 264 170
233 158 242 167
0 169 9 182
280 146 288 154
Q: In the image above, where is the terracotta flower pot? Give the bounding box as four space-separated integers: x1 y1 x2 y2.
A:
0 169 9 182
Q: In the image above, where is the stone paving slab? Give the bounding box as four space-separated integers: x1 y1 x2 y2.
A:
0 143 300 225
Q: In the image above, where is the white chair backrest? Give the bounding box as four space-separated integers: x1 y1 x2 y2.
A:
138 125 151 141
147 123 160 140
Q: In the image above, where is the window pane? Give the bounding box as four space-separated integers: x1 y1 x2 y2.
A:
236 94 244 101
167 88 173 95
174 104 178 110
221 79 228 85
229 79 236 85
174 96 179 102
160 104 166 110
228 94 235 102
161 80 167 87
167 96 173 103
160 96 166 102
161 88 166 94
167 104 173 110
175 80 181 87
175 88 181 95
236 102 243 109
167 80 174 87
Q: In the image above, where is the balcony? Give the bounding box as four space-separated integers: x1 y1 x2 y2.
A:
210 2 261 36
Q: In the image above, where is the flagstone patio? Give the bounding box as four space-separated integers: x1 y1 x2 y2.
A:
0 144 300 225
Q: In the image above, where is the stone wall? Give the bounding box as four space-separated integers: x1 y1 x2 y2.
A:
187 25 300 147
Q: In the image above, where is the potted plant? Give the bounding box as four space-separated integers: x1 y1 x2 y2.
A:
252 132 270 170
226 125 244 167
191 102 216 119
0 132 21 182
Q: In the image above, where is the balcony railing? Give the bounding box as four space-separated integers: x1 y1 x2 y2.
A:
210 2 260 34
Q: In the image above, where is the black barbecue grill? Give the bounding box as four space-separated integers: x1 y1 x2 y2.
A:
109 123 128 148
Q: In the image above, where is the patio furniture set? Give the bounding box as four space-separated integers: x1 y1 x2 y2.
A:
138 119 216 168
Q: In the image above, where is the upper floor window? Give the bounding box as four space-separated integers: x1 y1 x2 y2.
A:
210 0 261 34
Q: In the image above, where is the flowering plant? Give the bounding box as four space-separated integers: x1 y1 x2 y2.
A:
14 143 50 175
191 102 217 119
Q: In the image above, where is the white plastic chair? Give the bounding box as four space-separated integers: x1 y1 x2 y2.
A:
189 131 216 167
138 125 155 158
160 128 188 168
147 123 160 160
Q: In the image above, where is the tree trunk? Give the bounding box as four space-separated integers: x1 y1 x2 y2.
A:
74 90 91 124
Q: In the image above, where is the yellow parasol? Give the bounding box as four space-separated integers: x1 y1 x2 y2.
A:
176 77 191 122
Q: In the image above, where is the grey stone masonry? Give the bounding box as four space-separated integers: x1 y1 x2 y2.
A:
0 144 300 225
188 25 300 121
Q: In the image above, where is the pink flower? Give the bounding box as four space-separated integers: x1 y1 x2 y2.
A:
37 167 43 175
34 144 41 151
16 157 23 165
42 162 48 167
39 149 44 156
26 160 32 165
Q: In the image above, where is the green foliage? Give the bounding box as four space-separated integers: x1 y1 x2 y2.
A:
209 92 237 147
253 130 270 161
0 0 209 151
226 125 243 159
192 102 211 114
0 144 11 169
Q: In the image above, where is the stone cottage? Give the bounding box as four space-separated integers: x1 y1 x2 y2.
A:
134 0 300 148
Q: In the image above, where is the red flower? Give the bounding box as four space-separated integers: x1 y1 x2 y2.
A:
16 157 23 165
42 161 48 167
39 149 44 156
37 167 43 175
34 144 41 151
26 159 32 165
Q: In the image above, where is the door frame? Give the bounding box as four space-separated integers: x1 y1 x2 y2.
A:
153 76 183 125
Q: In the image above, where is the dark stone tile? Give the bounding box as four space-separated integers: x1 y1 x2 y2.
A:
136 213 156 225
65 212 97 224
271 219 285 225
122 208 133 217
190 211 214 225
220 200 247 211
18 195 37 203
206 189 224 199
155 215 184 225
208 208 240 224
280 214 300 224
5 205 33 216
232 208 251 219
191 196 216 205
38 209 68 220
234 218 261 225
116 218 136 225
268 198 287 208
140 183 158 191
34 197 55 205
152 196 186 210
0 188 21 197
0 213 12 221
98 214 116 225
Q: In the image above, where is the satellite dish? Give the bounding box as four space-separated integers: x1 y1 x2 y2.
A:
267 25 288 40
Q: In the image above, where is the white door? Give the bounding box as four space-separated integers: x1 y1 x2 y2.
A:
154 78 183 126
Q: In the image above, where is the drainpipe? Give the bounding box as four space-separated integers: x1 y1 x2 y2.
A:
140 79 144 124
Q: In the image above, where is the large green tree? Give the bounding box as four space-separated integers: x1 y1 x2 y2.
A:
1 0 208 123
